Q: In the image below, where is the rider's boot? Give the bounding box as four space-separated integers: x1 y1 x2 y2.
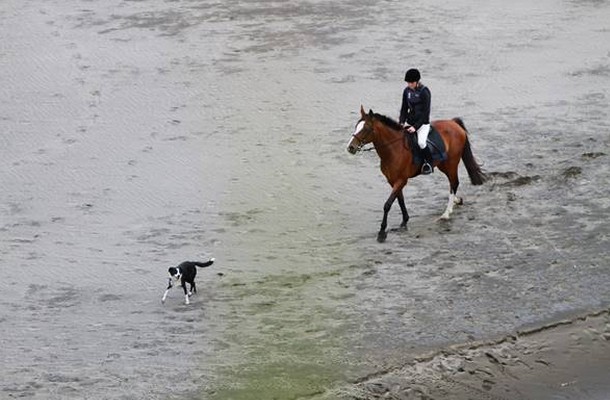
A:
421 146 434 174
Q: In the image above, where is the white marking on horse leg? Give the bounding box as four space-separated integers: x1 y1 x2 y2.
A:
441 193 454 220
185 294 190 305
449 193 456 214
162 289 170 303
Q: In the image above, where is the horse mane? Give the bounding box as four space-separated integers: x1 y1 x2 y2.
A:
372 113 403 132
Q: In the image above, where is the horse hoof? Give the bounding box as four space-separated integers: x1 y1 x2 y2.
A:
377 232 387 242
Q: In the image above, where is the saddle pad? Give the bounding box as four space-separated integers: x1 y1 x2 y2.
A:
408 126 447 165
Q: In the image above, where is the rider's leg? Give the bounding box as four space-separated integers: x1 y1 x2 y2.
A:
417 124 433 174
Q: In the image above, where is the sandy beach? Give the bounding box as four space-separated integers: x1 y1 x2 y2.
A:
327 310 610 400
1 0 609 399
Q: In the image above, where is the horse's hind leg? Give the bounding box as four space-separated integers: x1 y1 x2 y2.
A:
441 166 461 220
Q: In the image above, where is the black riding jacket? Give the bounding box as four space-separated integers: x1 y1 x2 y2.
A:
399 83 431 130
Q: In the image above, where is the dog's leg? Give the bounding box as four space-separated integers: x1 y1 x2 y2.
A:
181 281 190 305
162 279 172 303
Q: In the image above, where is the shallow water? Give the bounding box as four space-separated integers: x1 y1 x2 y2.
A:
1 0 609 399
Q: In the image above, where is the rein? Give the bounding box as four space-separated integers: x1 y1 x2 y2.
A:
353 130 407 153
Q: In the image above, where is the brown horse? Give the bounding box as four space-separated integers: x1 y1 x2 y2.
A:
347 106 486 242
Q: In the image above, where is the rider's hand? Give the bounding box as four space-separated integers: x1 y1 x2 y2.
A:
406 126 416 133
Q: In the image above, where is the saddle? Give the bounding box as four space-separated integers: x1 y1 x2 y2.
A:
405 126 447 166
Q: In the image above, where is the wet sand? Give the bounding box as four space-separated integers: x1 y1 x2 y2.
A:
327 309 610 400
1 0 609 399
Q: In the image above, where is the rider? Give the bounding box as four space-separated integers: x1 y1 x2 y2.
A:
399 68 433 174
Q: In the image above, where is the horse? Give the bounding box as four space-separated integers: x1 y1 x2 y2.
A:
347 105 486 242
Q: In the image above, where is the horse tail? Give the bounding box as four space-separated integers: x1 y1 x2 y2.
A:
453 117 467 132
453 118 487 185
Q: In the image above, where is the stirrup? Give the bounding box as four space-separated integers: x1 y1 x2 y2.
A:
421 162 433 175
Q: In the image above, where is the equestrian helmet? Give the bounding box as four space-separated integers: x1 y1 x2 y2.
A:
404 68 421 82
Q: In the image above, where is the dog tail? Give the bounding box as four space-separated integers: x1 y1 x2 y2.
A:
193 258 215 268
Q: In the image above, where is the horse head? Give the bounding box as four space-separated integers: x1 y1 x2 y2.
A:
347 105 375 154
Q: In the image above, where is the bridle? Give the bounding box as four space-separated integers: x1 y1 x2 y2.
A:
351 119 406 153
350 121 371 152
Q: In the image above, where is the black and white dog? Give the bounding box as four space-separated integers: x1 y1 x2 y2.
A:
162 258 214 304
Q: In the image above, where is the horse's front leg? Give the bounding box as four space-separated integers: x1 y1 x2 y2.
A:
378 186 403 242
397 189 409 228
